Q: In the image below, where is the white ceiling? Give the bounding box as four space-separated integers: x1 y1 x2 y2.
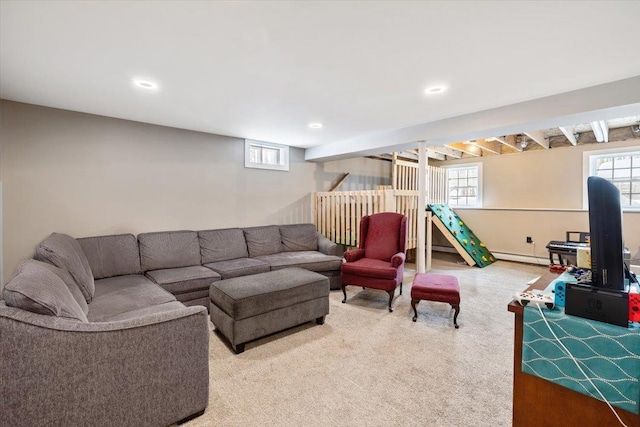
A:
2 1 640 160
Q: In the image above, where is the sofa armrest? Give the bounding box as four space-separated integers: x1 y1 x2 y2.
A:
0 303 209 426
344 248 365 263
391 252 406 268
317 232 338 256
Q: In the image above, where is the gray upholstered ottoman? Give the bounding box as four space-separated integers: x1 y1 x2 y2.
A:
209 267 330 353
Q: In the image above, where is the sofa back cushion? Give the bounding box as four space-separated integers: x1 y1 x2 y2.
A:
37 260 89 316
3 259 88 322
243 225 282 258
35 232 95 303
198 228 248 263
280 224 318 252
138 230 200 271
78 234 142 280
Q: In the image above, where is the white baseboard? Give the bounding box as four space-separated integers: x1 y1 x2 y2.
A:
432 245 548 266
433 246 640 270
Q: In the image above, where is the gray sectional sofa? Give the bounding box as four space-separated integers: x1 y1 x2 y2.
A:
0 223 341 426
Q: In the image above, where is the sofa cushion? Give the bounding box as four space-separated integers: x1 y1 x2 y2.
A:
204 258 270 279
3 259 88 322
138 230 200 271
96 301 187 322
256 251 342 272
174 289 210 303
78 234 141 279
145 266 221 295
198 228 248 263
35 232 95 303
37 260 89 316
88 274 176 322
209 268 329 320
340 258 398 280
280 224 318 252
243 225 282 258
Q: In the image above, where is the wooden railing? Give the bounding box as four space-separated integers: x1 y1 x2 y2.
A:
313 189 421 248
394 159 447 203
312 162 447 250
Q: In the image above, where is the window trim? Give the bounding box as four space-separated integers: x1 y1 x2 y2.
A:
583 146 640 211
442 163 483 208
244 139 289 171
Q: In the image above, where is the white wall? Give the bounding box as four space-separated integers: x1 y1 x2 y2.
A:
0 101 390 283
432 138 640 264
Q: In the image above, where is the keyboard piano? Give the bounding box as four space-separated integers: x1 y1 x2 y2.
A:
546 240 589 265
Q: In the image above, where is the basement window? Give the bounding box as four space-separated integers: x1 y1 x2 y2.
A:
245 140 289 171
444 164 482 208
585 147 640 210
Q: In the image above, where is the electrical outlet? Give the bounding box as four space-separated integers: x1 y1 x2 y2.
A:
526 236 533 244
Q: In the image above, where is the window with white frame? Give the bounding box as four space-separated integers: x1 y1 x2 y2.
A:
586 148 640 209
445 164 482 207
244 140 289 171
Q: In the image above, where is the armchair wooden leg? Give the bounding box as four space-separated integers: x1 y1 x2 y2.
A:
400 282 403 295
411 298 419 322
341 284 347 303
451 303 460 328
387 290 394 312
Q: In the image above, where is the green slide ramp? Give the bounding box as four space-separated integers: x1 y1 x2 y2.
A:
428 203 496 268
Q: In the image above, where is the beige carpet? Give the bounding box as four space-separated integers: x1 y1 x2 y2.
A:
184 253 547 427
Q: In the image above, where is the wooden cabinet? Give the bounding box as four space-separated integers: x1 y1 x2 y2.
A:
508 273 639 427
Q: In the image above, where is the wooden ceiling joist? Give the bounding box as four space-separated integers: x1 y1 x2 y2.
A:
469 138 502 155
489 135 523 152
558 126 578 146
446 142 480 157
426 150 446 161
428 145 463 159
524 130 549 149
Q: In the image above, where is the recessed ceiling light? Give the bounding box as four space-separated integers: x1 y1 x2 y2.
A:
308 123 323 129
133 79 159 90
425 85 447 95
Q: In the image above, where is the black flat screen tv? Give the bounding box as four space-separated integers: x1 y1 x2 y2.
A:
587 176 625 290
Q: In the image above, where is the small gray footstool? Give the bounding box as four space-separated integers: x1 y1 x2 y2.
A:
209 267 330 353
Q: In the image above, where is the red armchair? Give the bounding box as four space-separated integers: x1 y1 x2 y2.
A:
341 212 408 312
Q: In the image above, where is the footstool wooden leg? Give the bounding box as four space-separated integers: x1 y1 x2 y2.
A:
387 290 394 312
316 316 325 325
451 304 460 329
411 298 419 322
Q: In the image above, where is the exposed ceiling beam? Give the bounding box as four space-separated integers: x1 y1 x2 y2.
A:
489 135 523 152
428 146 463 159
558 126 578 145
470 138 502 154
447 142 481 157
426 150 446 161
524 130 549 149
